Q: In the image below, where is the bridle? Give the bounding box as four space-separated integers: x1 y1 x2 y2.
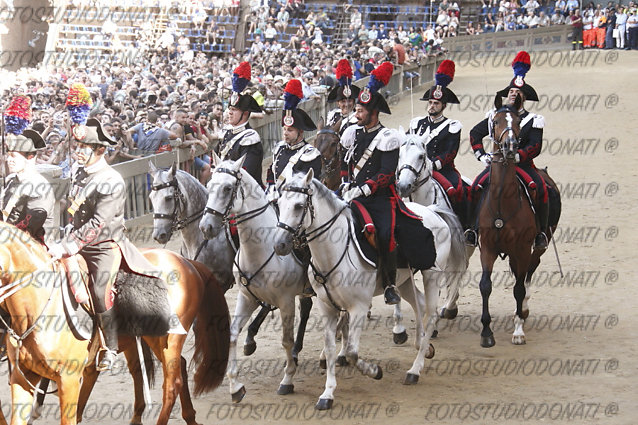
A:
396 140 431 189
202 167 269 227
277 182 350 312
151 176 204 234
490 106 520 165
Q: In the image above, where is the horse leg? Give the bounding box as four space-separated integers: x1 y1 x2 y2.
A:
404 272 439 385
276 304 297 395
228 292 259 403
439 270 461 320
511 254 532 345
397 276 425 350
336 311 349 366
177 356 200 425
57 374 83 425
152 335 188 425
77 363 100 424
292 297 312 363
122 346 146 425
391 301 408 345
28 379 50 424
479 249 498 348
243 304 270 357
315 299 340 410
345 305 383 380
11 379 36 425
0 404 6 425
523 253 542 317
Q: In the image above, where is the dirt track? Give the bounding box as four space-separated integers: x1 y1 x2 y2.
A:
2 50 637 425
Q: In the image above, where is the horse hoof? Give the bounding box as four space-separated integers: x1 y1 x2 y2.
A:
277 384 294 395
243 341 257 356
403 373 419 385
441 307 458 320
425 343 435 359
373 365 383 380
367 310 372 319
231 386 246 403
521 309 530 320
431 329 438 339
316 398 334 410
336 355 349 367
319 359 327 369
512 335 526 345
393 330 408 345
480 335 496 348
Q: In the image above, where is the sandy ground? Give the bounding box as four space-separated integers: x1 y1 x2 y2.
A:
2 50 637 425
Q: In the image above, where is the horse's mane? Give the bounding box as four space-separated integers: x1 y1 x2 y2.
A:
0 221 48 257
175 169 208 207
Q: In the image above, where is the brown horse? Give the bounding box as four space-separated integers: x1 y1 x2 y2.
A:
477 95 560 348
0 222 229 425
313 117 342 190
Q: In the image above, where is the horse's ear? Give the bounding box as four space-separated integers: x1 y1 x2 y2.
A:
317 116 325 130
211 151 221 168
304 168 314 185
148 160 157 174
494 94 502 110
234 154 247 171
169 162 177 177
514 93 523 112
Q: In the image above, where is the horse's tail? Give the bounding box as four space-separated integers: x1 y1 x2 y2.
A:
187 259 230 396
430 204 468 272
141 339 156 388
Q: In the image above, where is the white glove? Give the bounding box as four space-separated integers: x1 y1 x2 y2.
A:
343 186 364 203
338 181 350 195
480 154 492 167
514 153 520 163
63 223 74 236
48 242 66 260
265 185 279 203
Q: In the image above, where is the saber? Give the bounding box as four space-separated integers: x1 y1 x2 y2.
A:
551 235 564 278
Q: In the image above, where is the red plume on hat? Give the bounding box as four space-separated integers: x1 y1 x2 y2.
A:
511 51 531 79
232 61 252 93
336 59 353 86
434 60 455 88
367 62 393 93
283 79 303 111
4 95 32 135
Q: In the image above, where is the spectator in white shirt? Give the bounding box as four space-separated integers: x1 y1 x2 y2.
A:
524 0 540 14
538 11 550 27
368 24 379 40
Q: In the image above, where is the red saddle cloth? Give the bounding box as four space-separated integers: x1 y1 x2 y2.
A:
350 199 377 249
60 256 91 307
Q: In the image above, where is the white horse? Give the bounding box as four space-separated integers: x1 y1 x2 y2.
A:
396 133 476 319
199 155 311 402
274 170 467 409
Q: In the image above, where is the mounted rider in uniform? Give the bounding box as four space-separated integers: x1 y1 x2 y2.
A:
326 59 361 136
465 51 549 250
340 62 436 305
408 59 469 227
215 61 264 187
48 119 186 371
266 78 322 198
266 79 322 296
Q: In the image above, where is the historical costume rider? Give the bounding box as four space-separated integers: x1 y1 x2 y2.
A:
47 119 186 371
408 59 468 227
326 59 361 135
340 62 436 305
266 78 322 198
465 51 548 250
215 61 264 187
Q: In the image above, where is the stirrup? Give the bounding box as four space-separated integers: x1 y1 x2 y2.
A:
384 286 401 305
302 283 316 298
464 229 478 247
534 232 548 250
96 348 117 372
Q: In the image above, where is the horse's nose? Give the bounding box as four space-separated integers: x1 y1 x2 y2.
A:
155 232 168 243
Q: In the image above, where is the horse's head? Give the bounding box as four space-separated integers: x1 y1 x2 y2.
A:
314 117 341 186
148 161 184 244
491 93 522 161
199 153 247 239
274 169 317 256
396 129 433 198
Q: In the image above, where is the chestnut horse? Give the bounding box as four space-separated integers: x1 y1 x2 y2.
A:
477 95 560 348
0 222 229 425
313 117 342 191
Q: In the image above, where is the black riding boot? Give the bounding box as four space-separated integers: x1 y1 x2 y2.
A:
381 250 400 305
96 310 119 371
0 309 9 361
464 189 479 247
534 201 549 250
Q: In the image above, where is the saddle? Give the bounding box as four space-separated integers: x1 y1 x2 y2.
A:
60 255 172 337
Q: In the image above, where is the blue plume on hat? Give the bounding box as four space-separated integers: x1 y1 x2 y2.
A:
512 51 531 79
283 79 303 111
366 62 393 94
434 60 455 88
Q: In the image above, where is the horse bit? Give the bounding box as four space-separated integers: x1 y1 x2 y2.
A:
151 177 204 233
